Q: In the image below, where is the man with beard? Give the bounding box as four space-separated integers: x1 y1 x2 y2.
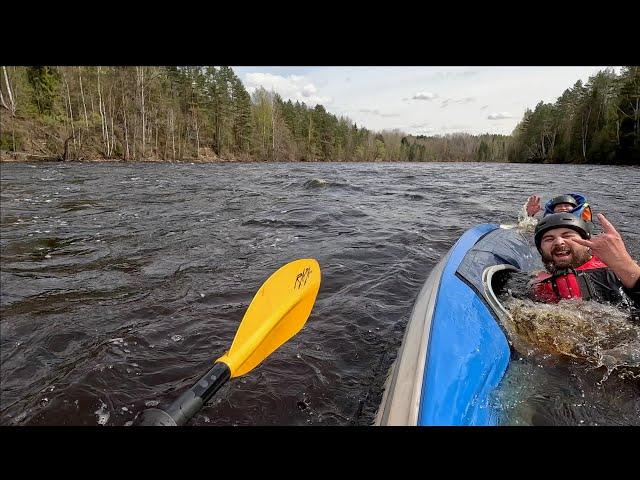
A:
531 212 640 312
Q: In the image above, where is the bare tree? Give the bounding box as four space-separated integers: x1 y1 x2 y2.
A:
1 66 17 115
97 67 109 156
170 108 176 161
194 108 200 159
137 66 146 158
78 67 89 129
62 70 77 158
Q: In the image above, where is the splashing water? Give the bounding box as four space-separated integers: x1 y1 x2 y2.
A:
493 297 640 425
498 202 539 234
502 297 640 381
516 202 539 233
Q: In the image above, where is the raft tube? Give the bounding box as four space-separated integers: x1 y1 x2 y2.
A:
375 223 541 426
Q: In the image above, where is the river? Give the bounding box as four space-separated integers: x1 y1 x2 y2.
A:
1 161 638 425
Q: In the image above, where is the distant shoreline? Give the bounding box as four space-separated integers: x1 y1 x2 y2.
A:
3 152 635 167
0 151 250 163
4 152 638 165
0 150 512 164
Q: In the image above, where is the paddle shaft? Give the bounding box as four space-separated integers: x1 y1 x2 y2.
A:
135 362 231 426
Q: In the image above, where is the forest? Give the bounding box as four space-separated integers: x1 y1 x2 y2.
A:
508 67 639 165
1 66 637 164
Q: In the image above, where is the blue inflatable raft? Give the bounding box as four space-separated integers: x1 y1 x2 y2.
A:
375 223 542 426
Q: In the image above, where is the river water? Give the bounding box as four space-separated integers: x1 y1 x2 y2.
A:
1 161 638 426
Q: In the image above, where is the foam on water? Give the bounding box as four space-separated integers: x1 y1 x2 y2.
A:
94 400 110 426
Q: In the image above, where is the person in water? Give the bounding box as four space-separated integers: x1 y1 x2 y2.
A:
525 193 593 222
530 212 640 314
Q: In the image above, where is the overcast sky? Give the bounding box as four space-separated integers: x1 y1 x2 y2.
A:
231 66 619 137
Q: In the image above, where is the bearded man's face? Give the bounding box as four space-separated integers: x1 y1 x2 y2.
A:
540 227 592 272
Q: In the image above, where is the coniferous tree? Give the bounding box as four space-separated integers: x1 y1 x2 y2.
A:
26 66 61 115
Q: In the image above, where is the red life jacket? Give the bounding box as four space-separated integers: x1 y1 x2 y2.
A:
532 255 609 303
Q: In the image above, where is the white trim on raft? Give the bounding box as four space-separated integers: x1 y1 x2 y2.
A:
374 252 449 426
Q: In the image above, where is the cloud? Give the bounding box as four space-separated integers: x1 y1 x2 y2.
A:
359 109 400 118
302 83 317 97
244 72 331 106
480 105 489 110
441 97 476 108
487 112 514 120
409 122 430 128
412 91 438 100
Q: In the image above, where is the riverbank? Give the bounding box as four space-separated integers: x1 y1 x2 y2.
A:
0 114 255 163
0 150 249 163
1 152 514 164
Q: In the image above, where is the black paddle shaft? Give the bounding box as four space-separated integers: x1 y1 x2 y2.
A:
134 362 231 426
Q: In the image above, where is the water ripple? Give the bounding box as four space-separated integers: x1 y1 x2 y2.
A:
1 161 638 425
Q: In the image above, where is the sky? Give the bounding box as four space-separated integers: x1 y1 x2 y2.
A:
231 66 620 137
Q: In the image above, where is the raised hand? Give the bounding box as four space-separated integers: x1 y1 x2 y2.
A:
525 195 541 216
567 213 640 288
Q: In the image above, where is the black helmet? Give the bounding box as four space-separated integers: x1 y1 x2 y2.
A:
548 194 578 210
534 213 592 252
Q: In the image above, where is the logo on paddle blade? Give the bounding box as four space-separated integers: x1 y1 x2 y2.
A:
294 267 312 290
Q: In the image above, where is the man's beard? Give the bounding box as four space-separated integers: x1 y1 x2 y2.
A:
542 245 592 273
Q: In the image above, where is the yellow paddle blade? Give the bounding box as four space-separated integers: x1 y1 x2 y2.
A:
216 259 321 377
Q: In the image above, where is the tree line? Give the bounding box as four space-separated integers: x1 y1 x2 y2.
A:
1 66 637 164
508 67 639 165
0 65 510 163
